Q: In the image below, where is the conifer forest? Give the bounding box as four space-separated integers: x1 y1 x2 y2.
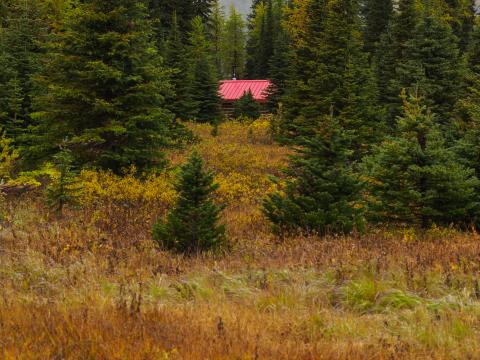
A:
4 0 480 358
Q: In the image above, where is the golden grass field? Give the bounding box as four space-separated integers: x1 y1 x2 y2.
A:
2 121 480 359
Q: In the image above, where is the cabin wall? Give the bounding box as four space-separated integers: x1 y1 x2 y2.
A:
221 101 269 118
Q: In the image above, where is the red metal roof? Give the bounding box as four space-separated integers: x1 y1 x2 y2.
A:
219 80 272 102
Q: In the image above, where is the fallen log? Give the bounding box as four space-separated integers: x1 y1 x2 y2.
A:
0 183 36 196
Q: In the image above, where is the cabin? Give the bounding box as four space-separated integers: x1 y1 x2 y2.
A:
219 80 272 117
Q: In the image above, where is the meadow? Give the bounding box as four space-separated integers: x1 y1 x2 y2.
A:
2 120 480 359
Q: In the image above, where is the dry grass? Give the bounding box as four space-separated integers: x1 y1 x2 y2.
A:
1 121 480 359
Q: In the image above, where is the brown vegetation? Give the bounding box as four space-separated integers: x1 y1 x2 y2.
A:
1 121 480 359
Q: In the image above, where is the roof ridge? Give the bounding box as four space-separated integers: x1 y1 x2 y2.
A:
220 80 270 82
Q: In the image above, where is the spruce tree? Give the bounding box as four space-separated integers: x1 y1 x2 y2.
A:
362 90 479 228
266 8 292 111
148 0 215 42
282 0 381 157
222 4 246 79
27 0 177 172
164 12 197 120
188 17 222 123
454 37 480 181
45 148 81 217
374 25 399 128
362 0 393 56
373 0 418 125
246 0 279 79
393 12 465 126
152 150 226 253
233 90 261 119
444 0 475 52
263 113 365 235
210 0 226 78
0 0 45 141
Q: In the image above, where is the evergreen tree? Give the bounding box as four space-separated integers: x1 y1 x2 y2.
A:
444 0 475 52
209 0 226 78
27 0 177 172
374 25 398 127
392 12 465 126
454 28 480 180
164 12 197 120
362 90 479 228
266 6 293 111
188 17 222 123
45 148 81 217
392 0 418 57
148 0 215 42
152 150 226 253
246 0 279 78
282 0 381 157
233 90 261 119
222 4 246 79
263 113 365 235
373 0 418 126
0 0 45 140
362 0 393 56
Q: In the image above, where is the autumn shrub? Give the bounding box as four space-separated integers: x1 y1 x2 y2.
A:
79 168 177 208
247 115 275 144
0 127 18 182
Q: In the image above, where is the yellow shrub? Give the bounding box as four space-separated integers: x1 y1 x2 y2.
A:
216 172 279 206
77 121 289 213
247 115 274 144
79 169 177 207
0 129 18 182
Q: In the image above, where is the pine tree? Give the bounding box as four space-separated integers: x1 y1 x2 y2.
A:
188 17 222 123
362 90 479 228
152 150 226 253
27 0 178 172
233 90 261 119
222 4 246 79
45 148 81 217
263 113 365 235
